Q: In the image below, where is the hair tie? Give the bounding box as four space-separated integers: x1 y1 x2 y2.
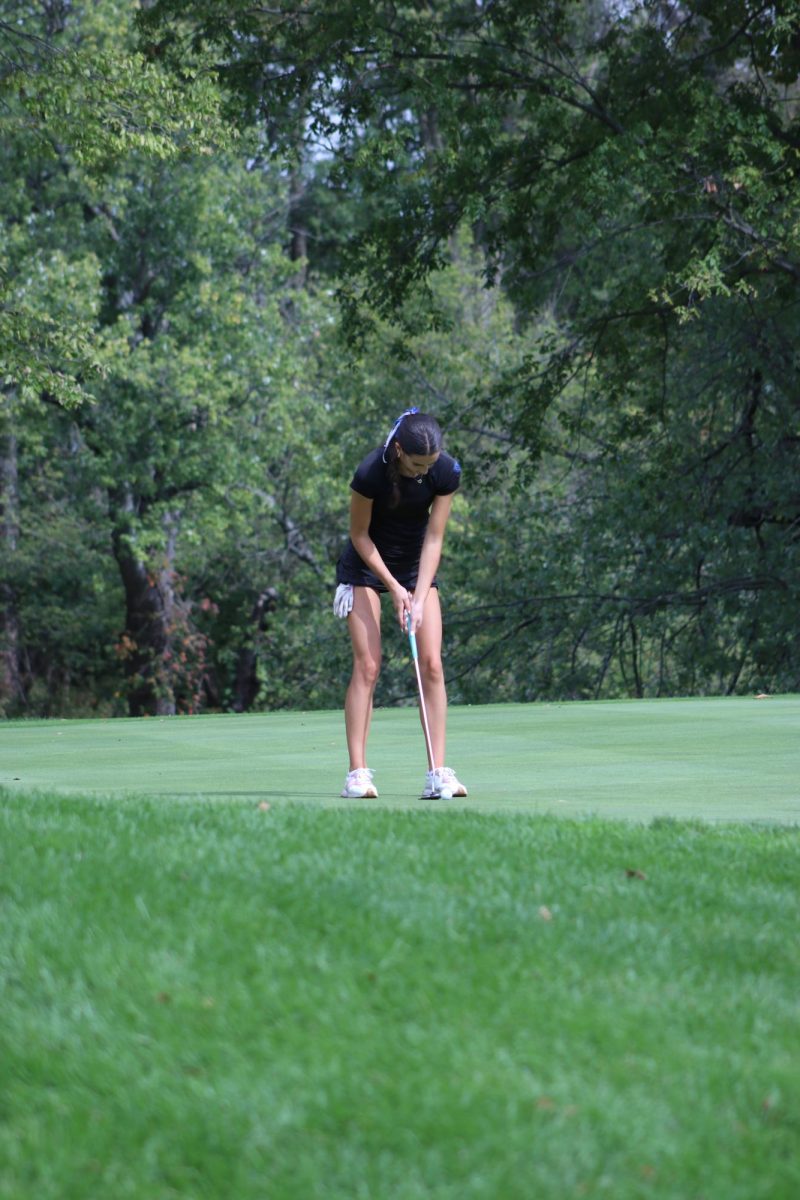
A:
382 407 419 462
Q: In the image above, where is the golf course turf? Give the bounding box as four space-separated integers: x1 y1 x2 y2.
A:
1 697 798 1198
2 696 799 821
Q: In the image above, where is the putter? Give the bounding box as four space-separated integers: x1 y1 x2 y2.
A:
407 613 436 778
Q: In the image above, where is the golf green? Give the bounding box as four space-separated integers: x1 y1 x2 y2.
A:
2 696 798 823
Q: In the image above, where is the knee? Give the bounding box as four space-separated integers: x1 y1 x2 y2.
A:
419 653 444 687
353 653 381 688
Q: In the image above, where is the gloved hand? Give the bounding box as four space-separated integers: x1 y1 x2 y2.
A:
332 583 354 619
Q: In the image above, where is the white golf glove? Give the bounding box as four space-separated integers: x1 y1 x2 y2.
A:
332 583 354 619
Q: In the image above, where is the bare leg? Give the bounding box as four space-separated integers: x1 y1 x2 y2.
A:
414 589 447 768
344 587 382 770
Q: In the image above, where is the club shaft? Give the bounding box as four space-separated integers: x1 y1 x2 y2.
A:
412 656 436 772
408 620 436 771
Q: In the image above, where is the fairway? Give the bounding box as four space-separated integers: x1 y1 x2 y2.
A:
2 696 799 823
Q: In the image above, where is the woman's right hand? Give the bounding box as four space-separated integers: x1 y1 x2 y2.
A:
390 583 412 631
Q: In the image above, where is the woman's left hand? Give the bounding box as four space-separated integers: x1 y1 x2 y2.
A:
408 594 425 635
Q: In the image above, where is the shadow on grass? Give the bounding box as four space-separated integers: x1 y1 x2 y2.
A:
143 789 443 801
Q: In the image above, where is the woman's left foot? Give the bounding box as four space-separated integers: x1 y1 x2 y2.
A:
342 768 378 798
423 767 468 799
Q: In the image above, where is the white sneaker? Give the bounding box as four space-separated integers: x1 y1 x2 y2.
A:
341 768 378 798
423 767 468 799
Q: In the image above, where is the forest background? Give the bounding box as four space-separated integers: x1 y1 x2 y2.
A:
1 0 798 719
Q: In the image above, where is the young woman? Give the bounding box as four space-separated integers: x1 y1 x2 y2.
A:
333 408 468 799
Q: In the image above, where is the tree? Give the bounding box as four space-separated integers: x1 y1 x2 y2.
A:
0 0 232 714
138 0 800 697
0 0 227 405
1 2 347 716
50 146 350 716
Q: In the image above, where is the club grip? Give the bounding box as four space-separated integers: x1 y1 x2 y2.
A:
407 613 419 661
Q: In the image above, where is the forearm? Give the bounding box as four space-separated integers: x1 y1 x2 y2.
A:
352 534 402 593
413 535 444 604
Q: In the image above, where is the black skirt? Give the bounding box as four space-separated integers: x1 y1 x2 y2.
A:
335 541 438 593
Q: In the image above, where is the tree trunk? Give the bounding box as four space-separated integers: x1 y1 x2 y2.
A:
232 587 277 712
111 493 179 716
287 166 308 288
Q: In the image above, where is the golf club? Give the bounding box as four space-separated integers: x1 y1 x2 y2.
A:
407 612 436 776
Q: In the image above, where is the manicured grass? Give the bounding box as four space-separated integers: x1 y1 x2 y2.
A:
2 698 798 1197
2 696 799 822
1 790 798 1199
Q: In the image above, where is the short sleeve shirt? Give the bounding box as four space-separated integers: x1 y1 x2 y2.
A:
335 446 461 589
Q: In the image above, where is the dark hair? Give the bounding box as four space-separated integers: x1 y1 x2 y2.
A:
384 411 443 507
395 411 443 456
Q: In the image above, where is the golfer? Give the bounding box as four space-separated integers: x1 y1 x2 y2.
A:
333 408 468 799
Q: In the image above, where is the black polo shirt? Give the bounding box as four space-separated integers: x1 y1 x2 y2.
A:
335 447 461 590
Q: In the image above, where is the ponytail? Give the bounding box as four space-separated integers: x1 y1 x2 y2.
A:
382 407 420 463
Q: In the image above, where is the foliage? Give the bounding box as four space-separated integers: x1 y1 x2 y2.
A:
136 0 800 699
4 0 800 713
0 2 344 716
0 0 229 409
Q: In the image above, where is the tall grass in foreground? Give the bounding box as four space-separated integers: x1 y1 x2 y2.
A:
1 790 798 1200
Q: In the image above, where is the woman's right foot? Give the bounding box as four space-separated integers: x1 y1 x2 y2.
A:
423 767 468 799
341 768 378 798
